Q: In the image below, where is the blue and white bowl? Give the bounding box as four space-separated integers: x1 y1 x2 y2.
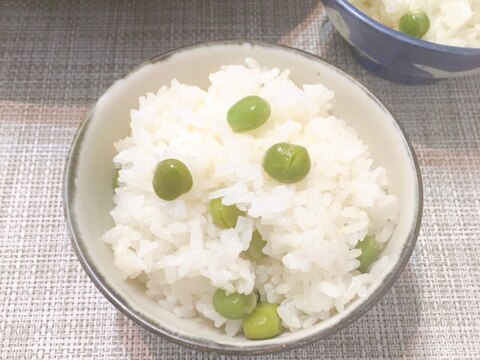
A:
322 0 480 84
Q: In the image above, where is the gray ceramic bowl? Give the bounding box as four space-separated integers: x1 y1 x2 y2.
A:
63 40 423 355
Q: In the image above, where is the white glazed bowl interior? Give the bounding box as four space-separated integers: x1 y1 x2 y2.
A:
64 41 422 354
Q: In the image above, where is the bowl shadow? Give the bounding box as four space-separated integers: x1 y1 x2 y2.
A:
0 0 319 106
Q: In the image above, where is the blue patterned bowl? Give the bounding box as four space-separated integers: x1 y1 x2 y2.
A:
322 0 480 84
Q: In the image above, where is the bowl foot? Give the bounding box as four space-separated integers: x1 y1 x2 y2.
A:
350 47 440 85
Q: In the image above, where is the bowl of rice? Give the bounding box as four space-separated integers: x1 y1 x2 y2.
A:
64 40 422 354
322 0 480 84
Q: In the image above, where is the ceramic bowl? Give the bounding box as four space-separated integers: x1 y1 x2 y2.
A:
322 0 480 84
63 40 422 355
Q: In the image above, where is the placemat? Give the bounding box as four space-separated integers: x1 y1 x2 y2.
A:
1 1 479 358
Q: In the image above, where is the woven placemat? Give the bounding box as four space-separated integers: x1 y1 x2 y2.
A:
1 1 479 358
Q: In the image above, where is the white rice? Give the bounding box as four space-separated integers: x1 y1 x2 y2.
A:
102 59 398 336
349 0 480 47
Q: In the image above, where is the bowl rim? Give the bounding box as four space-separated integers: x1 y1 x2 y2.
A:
63 39 423 355
330 0 480 54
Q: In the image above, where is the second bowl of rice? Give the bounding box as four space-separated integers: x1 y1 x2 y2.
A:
322 0 480 84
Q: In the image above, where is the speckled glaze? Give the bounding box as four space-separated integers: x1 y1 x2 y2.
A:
63 40 423 355
322 0 480 84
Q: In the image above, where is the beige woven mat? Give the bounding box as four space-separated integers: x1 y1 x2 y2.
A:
1 1 479 358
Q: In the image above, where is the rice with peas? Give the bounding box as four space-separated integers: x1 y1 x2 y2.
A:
350 0 480 47
102 59 398 337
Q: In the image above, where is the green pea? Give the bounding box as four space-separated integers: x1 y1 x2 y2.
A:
152 159 193 201
242 230 267 261
399 10 430 39
113 168 120 189
212 289 257 320
227 95 271 132
208 197 245 229
356 235 380 273
262 142 311 184
242 303 283 340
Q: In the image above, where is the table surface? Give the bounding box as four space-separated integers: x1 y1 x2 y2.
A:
1 1 480 359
